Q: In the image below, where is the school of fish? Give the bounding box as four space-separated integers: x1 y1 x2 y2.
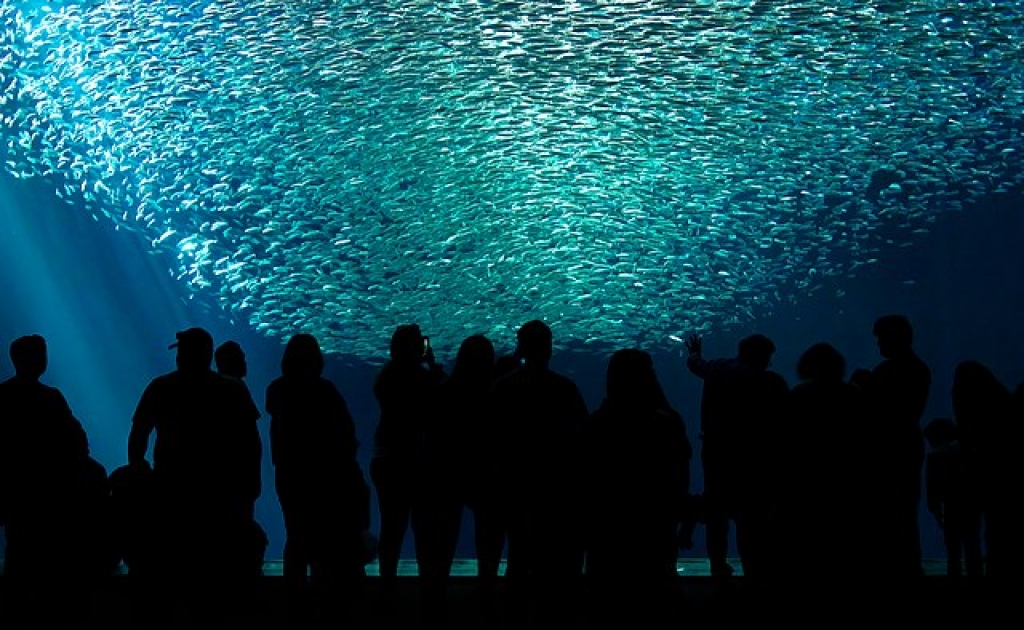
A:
1 1 1022 362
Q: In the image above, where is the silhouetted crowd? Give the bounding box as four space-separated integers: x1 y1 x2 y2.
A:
0 314 1021 629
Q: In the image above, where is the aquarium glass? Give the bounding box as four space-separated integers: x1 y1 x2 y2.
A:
2 0 1023 563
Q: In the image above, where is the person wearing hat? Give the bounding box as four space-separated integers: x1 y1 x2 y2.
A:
127 326 261 626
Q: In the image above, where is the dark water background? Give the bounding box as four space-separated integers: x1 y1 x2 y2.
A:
3 170 1023 563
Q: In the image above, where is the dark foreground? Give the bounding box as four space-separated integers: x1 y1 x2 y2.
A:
0 572 1012 629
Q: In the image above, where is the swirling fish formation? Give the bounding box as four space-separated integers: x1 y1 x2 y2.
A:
2 1 1022 361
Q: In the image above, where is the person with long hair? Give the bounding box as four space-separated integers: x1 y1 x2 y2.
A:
951 359 1013 580
266 333 366 625
418 334 505 621
582 348 692 625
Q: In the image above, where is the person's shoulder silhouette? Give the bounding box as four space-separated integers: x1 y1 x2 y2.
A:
128 326 261 523
430 333 496 446
267 332 357 466
0 334 89 460
868 314 932 389
952 360 1011 434
491 320 589 433
489 318 588 461
0 335 90 493
0 334 114 630
588 347 690 480
858 314 931 586
857 314 932 438
125 328 264 630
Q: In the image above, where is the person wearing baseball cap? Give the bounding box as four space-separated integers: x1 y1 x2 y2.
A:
167 327 215 371
127 325 262 624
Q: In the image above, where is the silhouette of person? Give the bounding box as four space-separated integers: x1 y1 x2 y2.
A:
0 334 114 628
369 323 446 608
126 327 261 627
266 332 367 626
991 380 1024 584
108 460 158 577
950 359 1014 583
214 339 267 571
854 314 931 588
922 416 983 580
582 348 692 626
771 342 873 610
214 340 247 381
684 332 789 582
489 319 590 629
418 333 505 623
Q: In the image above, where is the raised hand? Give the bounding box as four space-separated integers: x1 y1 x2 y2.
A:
684 334 702 355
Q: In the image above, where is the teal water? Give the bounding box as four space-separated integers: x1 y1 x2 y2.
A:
3 1 1024 566
2 1 1022 360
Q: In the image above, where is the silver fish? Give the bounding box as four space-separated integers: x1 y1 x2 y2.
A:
1 1 1022 361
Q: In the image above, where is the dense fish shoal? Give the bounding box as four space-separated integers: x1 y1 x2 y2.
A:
1 1 1022 361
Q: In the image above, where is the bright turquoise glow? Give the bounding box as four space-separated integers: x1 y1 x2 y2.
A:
2 1 1023 361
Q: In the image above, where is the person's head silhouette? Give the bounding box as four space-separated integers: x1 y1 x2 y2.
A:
796 342 846 382
452 334 495 380
873 314 914 359
281 333 325 379
605 348 659 408
168 327 215 373
9 334 47 380
737 333 775 370
215 340 247 379
515 319 553 368
389 324 425 365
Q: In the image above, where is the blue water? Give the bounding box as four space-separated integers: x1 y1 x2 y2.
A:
4 170 1024 562
3 0 1024 565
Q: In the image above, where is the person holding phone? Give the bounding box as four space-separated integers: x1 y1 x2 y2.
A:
369 324 446 613
422 336 434 365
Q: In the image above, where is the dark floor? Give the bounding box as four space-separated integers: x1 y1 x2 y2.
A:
276 556 953 578
0 559 1011 629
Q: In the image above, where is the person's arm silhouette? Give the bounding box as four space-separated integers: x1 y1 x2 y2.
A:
127 386 157 470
